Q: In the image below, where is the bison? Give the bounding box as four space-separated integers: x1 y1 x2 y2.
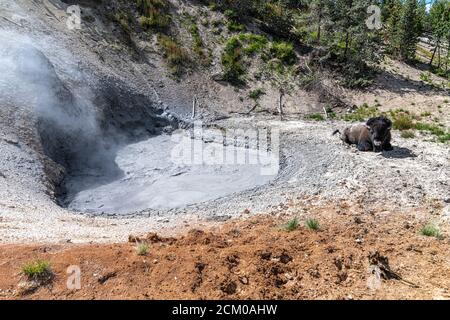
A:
333 116 393 152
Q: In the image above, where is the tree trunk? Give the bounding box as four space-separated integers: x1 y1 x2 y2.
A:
191 96 197 119
317 23 321 42
278 90 283 121
446 40 450 72
344 32 350 57
430 38 440 66
437 44 441 69
317 9 322 42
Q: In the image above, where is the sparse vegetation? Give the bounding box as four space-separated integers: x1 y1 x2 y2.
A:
420 224 442 239
157 35 189 76
136 243 149 256
283 218 299 232
400 130 415 139
419 72 432 84
306 113 325 121
248 89 265 101
221 37 246 84
137 0 171 32
388 110 449 143
113 11 133 35
342 104 378 122
392 112 415 130
414 122 445 136
220 32 299 85
22 260 52 280
269 41 296 65
305 218 320 231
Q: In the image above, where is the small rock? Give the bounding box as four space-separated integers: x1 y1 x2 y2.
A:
354 217 363 224
238 276 248 285
98 271 117 284
220 280 237 295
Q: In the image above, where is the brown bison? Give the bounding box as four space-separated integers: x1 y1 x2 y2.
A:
333 116 393 152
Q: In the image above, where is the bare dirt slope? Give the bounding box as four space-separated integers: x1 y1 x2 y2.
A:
1 202 450 300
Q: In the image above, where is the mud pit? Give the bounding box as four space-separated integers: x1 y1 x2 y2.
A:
66 134 277 215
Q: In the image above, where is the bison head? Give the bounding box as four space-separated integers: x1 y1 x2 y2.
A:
366 116 392 152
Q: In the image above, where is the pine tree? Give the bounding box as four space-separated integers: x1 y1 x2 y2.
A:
429 0 450 68
310 0 331 43
382 0 403 54
397 0 423 60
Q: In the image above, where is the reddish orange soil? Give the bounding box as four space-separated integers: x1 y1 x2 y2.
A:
1 202 449 300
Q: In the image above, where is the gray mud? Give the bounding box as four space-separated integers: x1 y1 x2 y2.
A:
67 134 276 214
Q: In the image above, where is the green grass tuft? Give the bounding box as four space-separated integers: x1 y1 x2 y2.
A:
306 113 325 121
342 103 378 122
248 88 265 101
22 260 52 280
136 243 150 256
305 218 320 231
420 224 442 238
283 218 299 232
392 112 414 130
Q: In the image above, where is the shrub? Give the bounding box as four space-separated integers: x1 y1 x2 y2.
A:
221 32 297 85
343 76 374 89
113 11 133 35
221 34 268 85
139 15 171 31
22 260 52 280
392 113 414 130
420 224 442 238
221 37 245 84
189 24 203 54
238 33 268 55
437 133 450 143
248 88 265 101
305 218 320 231
137 0 171 31
158 35 189 76
420 72 432 83
136 243 149 256
269 41 296 65
227 21 245 32
224 9 237 20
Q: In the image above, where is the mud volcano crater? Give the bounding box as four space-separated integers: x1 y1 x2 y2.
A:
39 83 276 216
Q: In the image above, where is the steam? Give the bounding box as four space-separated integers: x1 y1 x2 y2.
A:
0 28 122 196
0 30 98 137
